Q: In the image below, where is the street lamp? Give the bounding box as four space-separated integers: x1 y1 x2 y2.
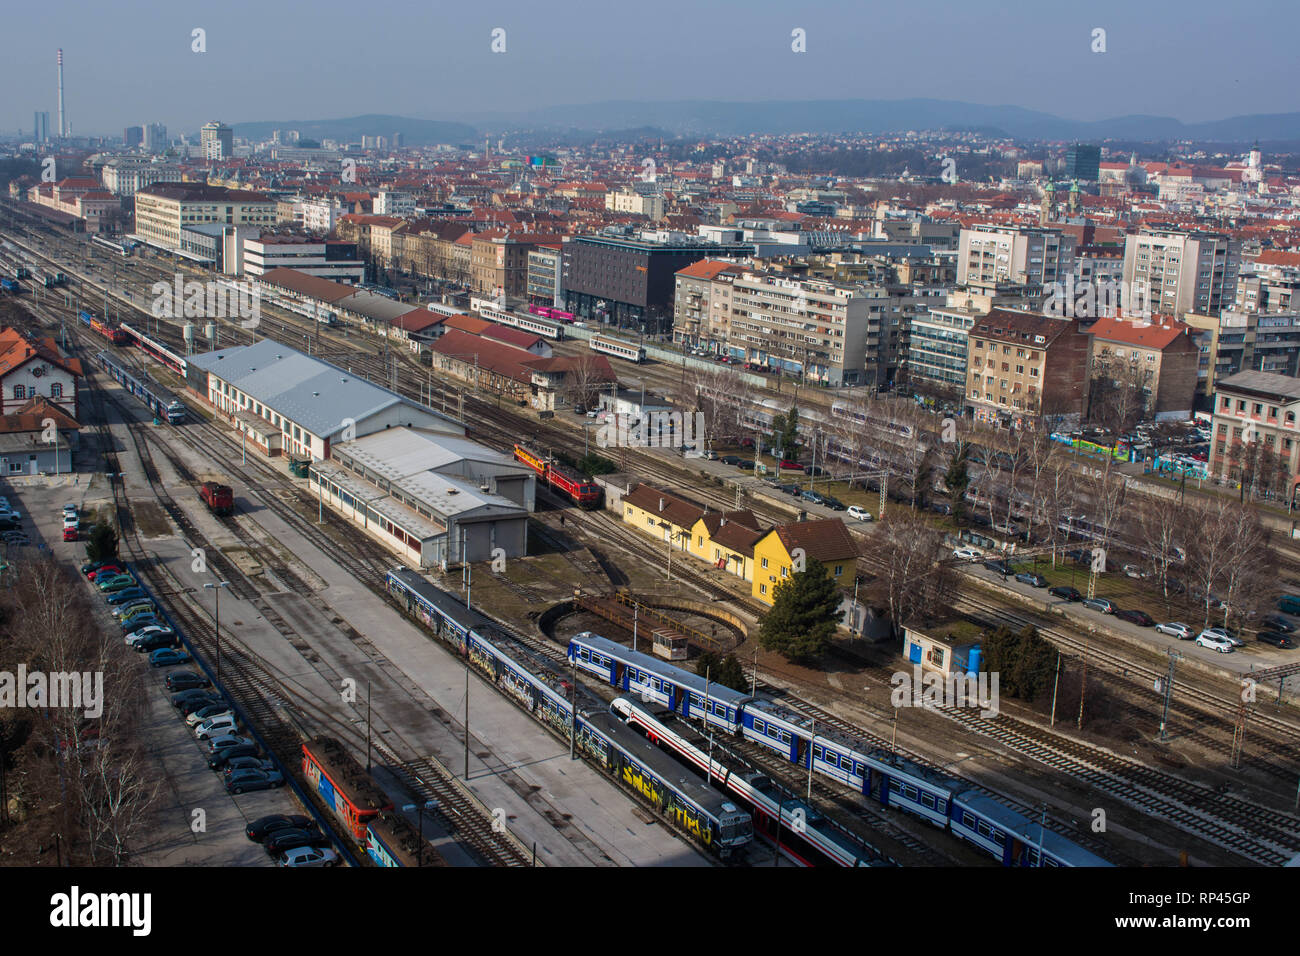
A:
203 581 230 683
401 799 439 867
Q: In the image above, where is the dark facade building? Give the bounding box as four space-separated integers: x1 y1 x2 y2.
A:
1065 145 1101 182
124 125 143 148
562 234 749 335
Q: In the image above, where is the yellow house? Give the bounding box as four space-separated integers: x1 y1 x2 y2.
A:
751 519 859 605
622 484 704 553
688 511 763 582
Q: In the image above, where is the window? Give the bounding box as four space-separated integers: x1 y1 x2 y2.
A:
51 382 63 397
761 557 769 569
759 583 767 595
834 565 843 576
12 385 24 399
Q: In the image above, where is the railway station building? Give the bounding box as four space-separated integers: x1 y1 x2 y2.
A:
186 339 464 461
310 426 533 568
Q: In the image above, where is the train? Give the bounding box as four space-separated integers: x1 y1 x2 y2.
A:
251 282 336 326
474 302 564 340
512 443 601 508
79 309 130 345
569 632 1112 868
383 568 755 861
94 350 187 424
301 737 395 840
31 268 57 288
118 322 187 376
528 303 575 323
590 334 646 364
91 234 131 257
366 811 448 867
0 277 18 293
199 482 234 516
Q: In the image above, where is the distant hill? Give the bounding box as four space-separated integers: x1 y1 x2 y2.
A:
460 98 1300 143
229 114 477 146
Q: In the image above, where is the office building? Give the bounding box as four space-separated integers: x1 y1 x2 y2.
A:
200 121 234 160
1064 145 1101 182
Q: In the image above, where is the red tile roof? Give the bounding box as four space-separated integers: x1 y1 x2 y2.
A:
1088 316 1194 350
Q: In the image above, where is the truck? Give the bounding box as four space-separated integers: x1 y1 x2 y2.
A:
199 482 234 516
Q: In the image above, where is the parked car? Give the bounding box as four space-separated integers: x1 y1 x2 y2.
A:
61 526 78 542
194 714 240 740
185 704 234 727
1195 631 1234 653
148 648 191 668
572 404 586 415
952 547 983 561
165 671 211 692
208 743 261 770
1256 631 1297 649
1261 614 1296 633
125 625 175 647
171 689 221 711
226 769 285 794
719 455 743 466
121 614 163 633
1115 609 1156 627
800 490 827 505
983 559 1014 576
805 465 829 477
928 500 953 515
277 846 340 868
111 599 156 619
223 756 277 776
1278 594 1300 616
263 827 329 856
106 587 148 606
778 460 804 471
1155 622 1195 640
87 565 124 581
1200 626 1244 647
846 505 873 522
1048 585 1082 602
1015 572 1048 588
1081 597 1117 614
1122 564 1148 579
206 734 254 754
97 574 137 593
247 814 313 843
82 560 117 576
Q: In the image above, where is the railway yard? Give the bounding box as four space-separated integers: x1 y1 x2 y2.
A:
2 201 1299 871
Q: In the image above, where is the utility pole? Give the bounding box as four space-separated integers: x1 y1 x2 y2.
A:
632 604 638 654
569 656 577 760
1049 651 1061 727
1159 650 1180 741
203 581 230 684
1077 632 1090 730
807 717 815 801
464 664 470 780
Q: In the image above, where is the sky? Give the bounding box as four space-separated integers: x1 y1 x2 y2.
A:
4 0 1297 138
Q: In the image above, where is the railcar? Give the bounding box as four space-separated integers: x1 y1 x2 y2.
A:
0 278 18 293
118 322 187 375
590 334 645 363
476 302 564 340
79 309 129 345
512 443 600 508
301 737 394 842
95 350 187 423
366 811 447 867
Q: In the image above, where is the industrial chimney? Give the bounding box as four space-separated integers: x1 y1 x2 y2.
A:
56 49 66 139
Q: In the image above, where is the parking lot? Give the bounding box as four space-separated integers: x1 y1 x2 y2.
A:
2 476 313 866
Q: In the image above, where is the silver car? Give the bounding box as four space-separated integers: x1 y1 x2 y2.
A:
1155 622 1194 640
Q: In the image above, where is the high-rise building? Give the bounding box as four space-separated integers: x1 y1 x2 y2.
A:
33 112 49 144
1065 144 1101 182
957 224 1076 291
1121 229 1241 318
123 125 143 148
200 121 234 160
142 122 167 152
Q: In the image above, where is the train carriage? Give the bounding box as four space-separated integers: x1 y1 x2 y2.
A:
476 303 564 340
513 443 601 508
302 737 394 842
590 334 645 363
366 811 447 867
740 700 814 764
95 351 187 423
119 322 187 375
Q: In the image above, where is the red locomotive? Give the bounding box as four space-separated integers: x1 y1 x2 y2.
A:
302 737 393 842
513 443 601 508
199 481 234 516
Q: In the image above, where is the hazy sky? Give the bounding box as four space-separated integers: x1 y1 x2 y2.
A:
6 0 1296 137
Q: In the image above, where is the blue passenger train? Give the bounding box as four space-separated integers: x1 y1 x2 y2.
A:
95 350 187 424
572 632 1111 868
384 568 752 859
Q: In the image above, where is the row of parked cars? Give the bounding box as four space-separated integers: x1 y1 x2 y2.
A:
84 558 337 866
950 546 1298 652
1 495 28 548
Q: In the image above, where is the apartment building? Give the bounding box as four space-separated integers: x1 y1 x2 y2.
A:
100 158 182 197
1234 250 1300 314
957 224 1076 291
906 288 1038 399
471 234 545 299
134 183 277 252
1209 371 1300 499
200 121 234 160
672 259 743 353
726 272 871 387
526 244 564 307
1120 229 1240 318
375 190 416 217
605 189 665 220
1086 316 1199 419
964 309 1090 426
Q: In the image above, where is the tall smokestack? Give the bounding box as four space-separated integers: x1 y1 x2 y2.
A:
56 49 66 139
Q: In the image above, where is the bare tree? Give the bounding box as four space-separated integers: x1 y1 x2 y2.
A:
870 511 956 635
679 365 759 452
1133 493 1188 614
1181 497 1272 629
563 353 614 410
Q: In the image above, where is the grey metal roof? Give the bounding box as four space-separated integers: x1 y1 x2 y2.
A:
1215 370 1300 401
187 339 460 439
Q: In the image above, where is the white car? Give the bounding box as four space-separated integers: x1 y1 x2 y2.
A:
1200 626 1245 647
277 846 340 867
62 504 77 519
952 547 983 561
1195 631 1234 653
194 714 240 740
124 626 174 646
62 515 79 530
1155 622 1194 640
185 707 233 728
846 505 873 522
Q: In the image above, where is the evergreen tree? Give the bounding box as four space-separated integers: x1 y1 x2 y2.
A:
944 444 970 524
758 558 844 663
85 523 119 563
